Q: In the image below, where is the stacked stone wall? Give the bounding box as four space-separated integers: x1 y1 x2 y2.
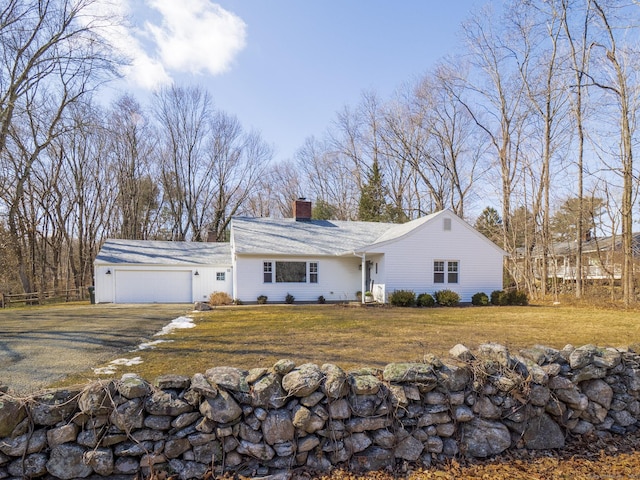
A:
1 342 640 479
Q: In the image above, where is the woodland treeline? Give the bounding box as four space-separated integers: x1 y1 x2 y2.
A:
1 0 639 303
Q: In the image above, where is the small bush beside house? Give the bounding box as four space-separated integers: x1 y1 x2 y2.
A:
257 295 268 304
389 289 416 307
208 291 233 306
491 289 529 306
472 292 490 306
417 293 435 307
434 289 460 307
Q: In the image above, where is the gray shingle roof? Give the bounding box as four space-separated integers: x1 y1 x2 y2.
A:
95 239 232 265
231 217 396 256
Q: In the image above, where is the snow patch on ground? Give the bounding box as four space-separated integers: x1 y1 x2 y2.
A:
93 356 143 375
137 339 172 350
154 316 195 336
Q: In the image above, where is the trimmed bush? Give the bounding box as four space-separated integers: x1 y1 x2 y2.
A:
471 292 489 306
491 290 509 306
507 289 529 306
285 293 295 304
257 295 268 304
434 289 460 307
416 293 435 307
209 291 233 306
389 289 416 307
318 295 326 304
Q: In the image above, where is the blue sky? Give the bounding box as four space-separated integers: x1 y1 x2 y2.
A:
105 0 484 161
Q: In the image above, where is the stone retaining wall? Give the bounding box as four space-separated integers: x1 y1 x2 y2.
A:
1 342 640 479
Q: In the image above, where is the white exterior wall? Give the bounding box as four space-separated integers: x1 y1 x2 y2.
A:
94 264 232 304
233 255 361 303
373 215 505 302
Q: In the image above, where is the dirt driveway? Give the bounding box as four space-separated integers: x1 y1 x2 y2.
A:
0 303 192 396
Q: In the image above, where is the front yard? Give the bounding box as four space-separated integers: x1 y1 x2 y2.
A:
57 302 640 387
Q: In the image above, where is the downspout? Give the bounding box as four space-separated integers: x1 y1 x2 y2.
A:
353 252 366 304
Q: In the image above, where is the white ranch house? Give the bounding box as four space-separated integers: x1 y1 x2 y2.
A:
94 201 506 304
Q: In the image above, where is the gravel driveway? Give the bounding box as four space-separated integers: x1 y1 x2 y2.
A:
0 303 192 396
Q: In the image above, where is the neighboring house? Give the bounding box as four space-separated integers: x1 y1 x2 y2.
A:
94 200 507 304
517 233 640 282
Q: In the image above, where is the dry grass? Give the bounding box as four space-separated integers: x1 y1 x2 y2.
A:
57 302 640 386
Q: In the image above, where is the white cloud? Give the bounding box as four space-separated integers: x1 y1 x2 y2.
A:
145 0 247 76
89 0 246 90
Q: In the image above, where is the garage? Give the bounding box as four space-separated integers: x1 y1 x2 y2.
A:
114 270 193 303
94 239 233 304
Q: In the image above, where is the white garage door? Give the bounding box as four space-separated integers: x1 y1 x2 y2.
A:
115 270 192 303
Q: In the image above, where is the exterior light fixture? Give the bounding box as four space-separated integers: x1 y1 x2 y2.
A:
194 270 199 276
106 269 111 275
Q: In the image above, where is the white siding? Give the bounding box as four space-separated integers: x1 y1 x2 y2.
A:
373 214 504 302
234 255 361 303
94 265 232 304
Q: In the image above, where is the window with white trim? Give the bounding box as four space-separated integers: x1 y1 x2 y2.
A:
310 262 318 283
263 262 273 283
434 260 458 284
216 272 225 281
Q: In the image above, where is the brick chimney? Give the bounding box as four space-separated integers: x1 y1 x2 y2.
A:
293 198 312 221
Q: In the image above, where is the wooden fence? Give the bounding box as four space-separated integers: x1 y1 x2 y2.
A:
0 286 87 308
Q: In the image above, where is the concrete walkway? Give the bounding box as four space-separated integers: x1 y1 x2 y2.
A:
0 303 191 395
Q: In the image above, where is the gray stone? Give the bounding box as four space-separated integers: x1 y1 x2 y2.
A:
155 374 190 390
252 373 288 408
298 435 320 452
449 344 475 362
205 366 249 392
345 416 391 433
117 375 151 399
611 410 636 427
115 440 153 456
344 432 372 453
523 414 565 450
569 345 597 369
461 418 511 458
437 422 456 437
292 405 324 433
237 440 275 461
349 393 381 417
350 446 393 472
187 432 217 447
83 447 114 476
78 382 114 416
47 423 79 447
164 438 191 458
169 458 209 480
530 385 551 406
193 440 222 464
572 420 595 435
418 411 451 427
582 379 614 409
282 363 323 397
383 363 436 383
394 435 423 461
349 374 381 395
328 398 351 419
453 405 474 422
140 453 166 468
388 384 408 407
114 456 140 474
426 435 444 453
199 390 242 423
301 391 325 407
8 452 48 477
145 391 193 416
593 348 622 369
189 373 218 398
573 365 607 383
263 410 295 445
31 389 80 426
240 423 263 443
322 364 349 398
0 428 47 456
478 343 511 367
47 444 93 479
473 397 502 419
0 397 26 436
145 415 173 430
437 363 471 391
110 397 144 432
273 359 296 375
172 411 202 429
273 441 295 456
582 401 608 424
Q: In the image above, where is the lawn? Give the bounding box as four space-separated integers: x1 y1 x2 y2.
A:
59 302 640 386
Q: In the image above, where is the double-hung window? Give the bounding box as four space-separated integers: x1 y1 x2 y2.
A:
309 262 318 283
264 262 273 283
434 260 459 284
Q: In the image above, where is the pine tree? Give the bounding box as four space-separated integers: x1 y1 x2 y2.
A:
358 161 387 222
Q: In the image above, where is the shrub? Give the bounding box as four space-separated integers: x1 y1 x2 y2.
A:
507 289 529 306
389 290 416 307
434 289 460 307
471 292 489 306
285 293 295 304
491 290 508 306
209 291 233 306
257 295 268 304
318 295 326 304
416 293 435 307
234 299 244 305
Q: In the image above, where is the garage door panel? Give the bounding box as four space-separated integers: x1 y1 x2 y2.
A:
115 270 192 303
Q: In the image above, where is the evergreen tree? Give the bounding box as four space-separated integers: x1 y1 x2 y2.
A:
475 207 503 246
358 161 388 222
